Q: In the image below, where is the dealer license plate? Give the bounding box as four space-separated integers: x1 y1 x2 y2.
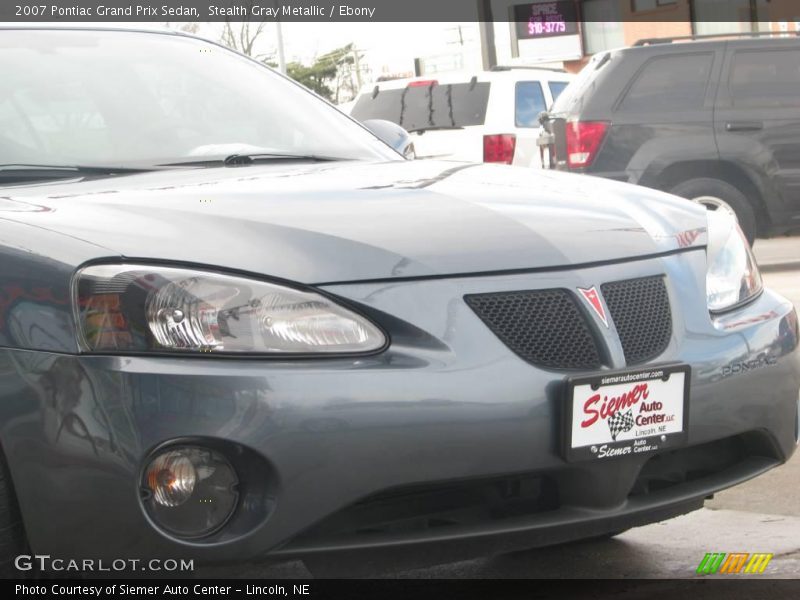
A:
563 364 690 462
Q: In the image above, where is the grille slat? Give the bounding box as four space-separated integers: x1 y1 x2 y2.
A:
602 276 672 365
465 289 602 370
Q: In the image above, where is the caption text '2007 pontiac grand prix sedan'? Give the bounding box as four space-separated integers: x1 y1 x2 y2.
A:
0 27 798 575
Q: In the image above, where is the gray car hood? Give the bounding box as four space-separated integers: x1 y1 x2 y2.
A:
0 160 708 284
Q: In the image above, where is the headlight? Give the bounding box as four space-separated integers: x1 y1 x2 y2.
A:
706 210 763 312
75 264 386 354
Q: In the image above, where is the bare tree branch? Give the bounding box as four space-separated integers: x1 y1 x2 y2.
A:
218 1 272 64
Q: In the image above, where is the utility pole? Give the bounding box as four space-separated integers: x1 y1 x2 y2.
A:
275 20 287 74
477 0 497 70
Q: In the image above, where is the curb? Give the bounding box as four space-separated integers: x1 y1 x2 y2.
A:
758 260 800 274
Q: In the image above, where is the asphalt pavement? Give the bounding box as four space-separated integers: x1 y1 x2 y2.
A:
754 234 800 272
203 235 800 580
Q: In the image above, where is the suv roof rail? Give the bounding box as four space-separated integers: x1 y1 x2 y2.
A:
633 31 800 46
490 65 567 73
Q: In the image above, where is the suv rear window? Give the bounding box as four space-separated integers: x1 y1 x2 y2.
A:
548 81 569 100
515 81 546 128
729 49 800 108
619 53 713 112
550 52 612 114
351 82 491 131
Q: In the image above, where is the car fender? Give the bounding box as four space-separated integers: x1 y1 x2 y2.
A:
0 214 119 353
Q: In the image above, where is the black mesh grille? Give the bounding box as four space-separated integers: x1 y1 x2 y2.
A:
602 276 672 365
465 289 602 370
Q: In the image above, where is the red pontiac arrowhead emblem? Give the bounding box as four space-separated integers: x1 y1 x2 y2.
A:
578 286 609 328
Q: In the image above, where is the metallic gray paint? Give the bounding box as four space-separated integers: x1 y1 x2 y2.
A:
0 230 797 561
0 84 797 566
1 161 707 287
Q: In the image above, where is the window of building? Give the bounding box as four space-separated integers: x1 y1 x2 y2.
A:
729 50 800 108
581 0 625 54
515 82 547 127
618 53 714 112
632 0 677 11
691 0 770 36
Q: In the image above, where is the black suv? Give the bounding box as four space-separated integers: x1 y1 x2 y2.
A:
539 33 800 242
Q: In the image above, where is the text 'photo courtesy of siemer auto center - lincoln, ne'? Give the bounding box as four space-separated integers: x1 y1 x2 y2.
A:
0 0 799 598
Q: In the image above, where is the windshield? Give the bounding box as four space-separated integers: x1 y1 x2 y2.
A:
0 29 398 168
351 82 491 130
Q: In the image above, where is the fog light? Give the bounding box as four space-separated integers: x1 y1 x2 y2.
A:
147 451 197 507
142 446 238 538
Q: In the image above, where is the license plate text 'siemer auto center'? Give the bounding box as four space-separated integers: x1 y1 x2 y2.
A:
564 365 690 462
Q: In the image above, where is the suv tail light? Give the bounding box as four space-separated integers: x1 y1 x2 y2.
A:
484 134 517 164
565 121 609 168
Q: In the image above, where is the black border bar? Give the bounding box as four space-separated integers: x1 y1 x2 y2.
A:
4 0 800 23
7 579 800 600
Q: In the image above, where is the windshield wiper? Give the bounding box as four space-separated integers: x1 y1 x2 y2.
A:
0 164 150 184
406 125 465 134
158 153 341 168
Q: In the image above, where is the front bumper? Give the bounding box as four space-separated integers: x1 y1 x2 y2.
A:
0 249 798 566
